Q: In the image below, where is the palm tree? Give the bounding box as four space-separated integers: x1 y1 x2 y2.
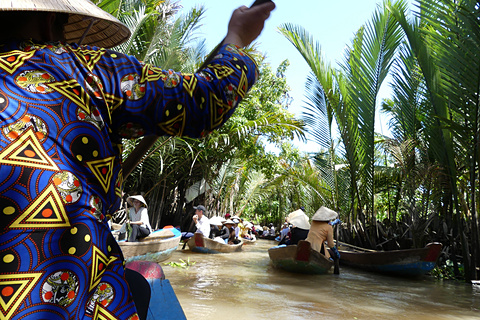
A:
280 1 404 237
387 0 480 281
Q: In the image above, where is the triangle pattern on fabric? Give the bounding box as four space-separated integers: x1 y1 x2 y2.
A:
209 93 232 128
10 184 70 228
0 272 43 319
89 246 117 292
140 64 166 83
0 50 35 74
157 108 186 136
71 48 105 71
85 156 115 193
209 64 234 79
48 79 91 114
181 74 197 97
0 128 59 171
237 70 248 99
92 303 125 320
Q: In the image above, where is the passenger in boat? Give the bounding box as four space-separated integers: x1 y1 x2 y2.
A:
224 219 240 244
278 222 291 245
262 226 270 237
269 223 276 236
241 222 255 240
209 217 229 243
290 226 310 245
193 205 210 238
305 206 340 259
126 195 152 242
233 217 241 239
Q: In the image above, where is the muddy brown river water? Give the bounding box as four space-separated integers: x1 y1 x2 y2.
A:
159 239 480 320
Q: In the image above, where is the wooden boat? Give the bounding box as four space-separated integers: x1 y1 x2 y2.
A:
187 233 243 253
258 235 277 240
268 240 334 274
337 242 443 276
118 227 182 261
126 260 186 320
241 236 256 244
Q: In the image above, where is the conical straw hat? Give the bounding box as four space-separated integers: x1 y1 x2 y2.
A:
0 0 130 48
287 209 310 230
312 206 338 221
127 195 148 208
209 216 226 226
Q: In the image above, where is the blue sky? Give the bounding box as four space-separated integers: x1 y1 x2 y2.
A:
180 0 409 151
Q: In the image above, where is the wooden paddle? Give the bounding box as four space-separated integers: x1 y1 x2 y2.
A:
122 0 274 180
330 218 341 275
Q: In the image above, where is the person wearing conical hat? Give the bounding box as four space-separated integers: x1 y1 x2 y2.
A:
0 1 275 319
126 195 152 242
305 206 338 258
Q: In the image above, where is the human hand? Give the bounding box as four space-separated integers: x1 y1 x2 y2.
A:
193 214 198 222
223 1 276 48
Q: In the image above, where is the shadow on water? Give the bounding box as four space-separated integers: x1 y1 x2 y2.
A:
160 239 479 320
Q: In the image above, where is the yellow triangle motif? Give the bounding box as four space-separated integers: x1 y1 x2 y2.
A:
104 92 124 114
208 64 235 79
115 168 123 198
48 79 91 114
0 127 59 171
89 246 117 292
10 184 70 228
92 303 132 320
209 93 233 129
140 64 166 83
182 74 197 97
0 272 43 320
86 156 115 193
0 50 35 74
71 48 105 71
158 108 186 136
237 70 248 99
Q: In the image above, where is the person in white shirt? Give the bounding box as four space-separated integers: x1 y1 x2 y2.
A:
126 195 152 242
233 218 241 239
269 223 276 236
193 205 210 238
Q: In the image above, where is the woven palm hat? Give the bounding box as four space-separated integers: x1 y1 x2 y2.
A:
0 0 131 48
312 206 338 222
287 209 310 230
127 195 148 208
223 219 235 226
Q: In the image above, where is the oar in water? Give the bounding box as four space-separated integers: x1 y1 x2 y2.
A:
329 218 341 275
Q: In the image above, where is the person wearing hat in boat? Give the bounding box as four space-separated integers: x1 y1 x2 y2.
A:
269 222 276 236
126 195 152 242
224 219 240 244
261 225 269 237
305 206 340 259
0 0 275 319
193 205 210 238
209 216 229 243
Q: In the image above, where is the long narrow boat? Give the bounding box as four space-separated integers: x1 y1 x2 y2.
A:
118 227 182 261
337 242 443 276
268 240 334 274
187 233 243 253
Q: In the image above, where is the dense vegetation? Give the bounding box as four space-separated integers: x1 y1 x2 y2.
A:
98 0 480 282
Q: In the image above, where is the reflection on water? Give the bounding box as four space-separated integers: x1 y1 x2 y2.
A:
160 240 479 320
